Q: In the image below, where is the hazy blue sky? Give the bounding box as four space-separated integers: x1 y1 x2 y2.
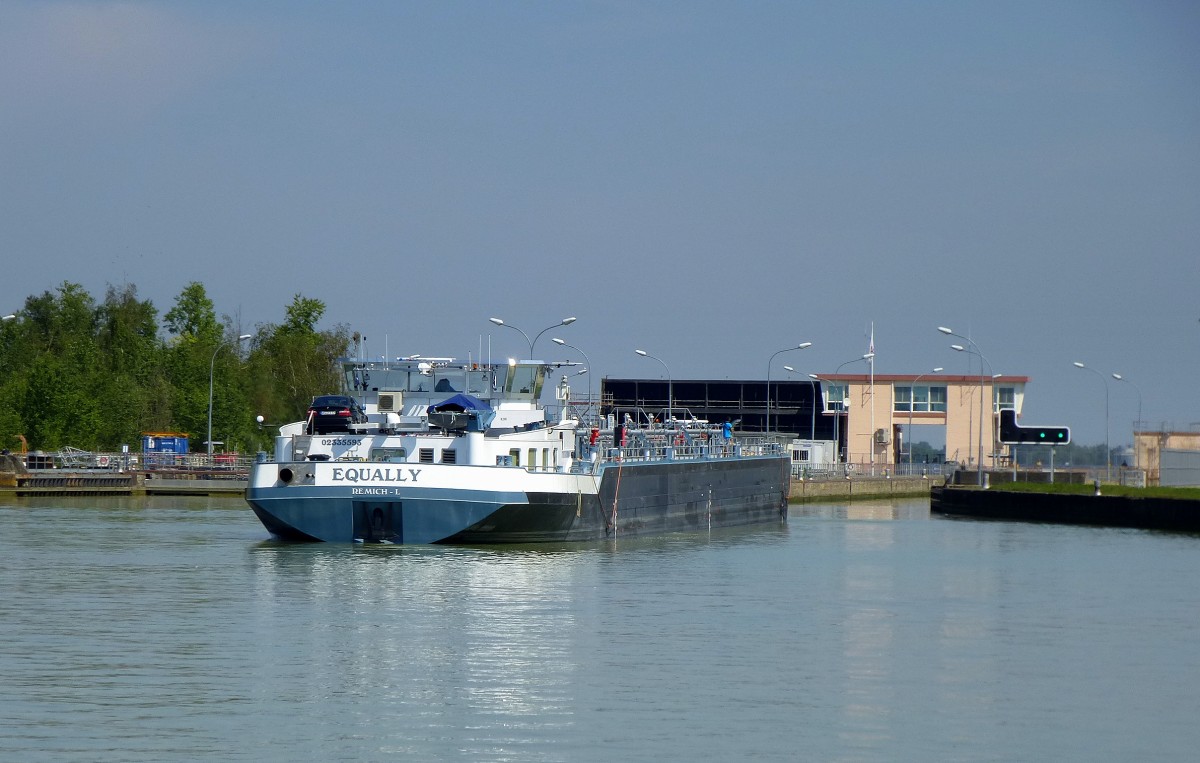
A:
2 1 1197 446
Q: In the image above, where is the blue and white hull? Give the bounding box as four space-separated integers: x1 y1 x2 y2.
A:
247 455 789 544
245 354 790 544
248 461 597 543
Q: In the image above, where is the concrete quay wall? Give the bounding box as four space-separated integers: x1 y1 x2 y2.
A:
931 486 1200 531
1 470 247 496
789 475 934 503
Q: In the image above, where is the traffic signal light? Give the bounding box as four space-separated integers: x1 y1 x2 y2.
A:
998 409 1070 445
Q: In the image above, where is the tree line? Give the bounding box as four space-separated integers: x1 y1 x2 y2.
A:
0 281 350 454
909 440 1116 468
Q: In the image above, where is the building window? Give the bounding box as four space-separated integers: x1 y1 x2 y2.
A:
994 386 1015 412
930 386 947 412
894 385 947 413
826 384 848 411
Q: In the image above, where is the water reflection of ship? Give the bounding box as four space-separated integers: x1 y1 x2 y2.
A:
248 540 583 720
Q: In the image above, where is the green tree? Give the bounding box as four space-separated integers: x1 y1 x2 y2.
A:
97 283 160 378
162 283 224 444
247 295 350 438
0 281 351 455
22 282 97 356
5 283 104 450
281 294 325 335
164 282 219 341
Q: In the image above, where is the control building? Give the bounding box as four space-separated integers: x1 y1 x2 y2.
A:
601 373 1031 469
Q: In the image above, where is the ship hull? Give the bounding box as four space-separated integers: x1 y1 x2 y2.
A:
246 455 789 544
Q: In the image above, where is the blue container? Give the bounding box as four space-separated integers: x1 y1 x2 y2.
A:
142 435 189 454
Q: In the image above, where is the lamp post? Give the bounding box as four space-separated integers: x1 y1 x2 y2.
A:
553 337 592 422
766 342 812 435
812 353 873 464
489 316 576 359
948 346 1002 476
783 365 820 442
907 367 944 465
635 349 672 424
939 327 991 483
1 314 14 321
208 333 251 457
1112 373 1143 470
1073 361 1111 480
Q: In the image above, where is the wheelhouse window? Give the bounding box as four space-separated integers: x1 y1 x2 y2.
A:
370 447 407 462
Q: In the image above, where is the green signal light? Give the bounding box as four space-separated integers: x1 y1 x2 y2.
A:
1039 432 1046 438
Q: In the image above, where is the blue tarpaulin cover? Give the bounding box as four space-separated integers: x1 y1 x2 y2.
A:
428 393 492 413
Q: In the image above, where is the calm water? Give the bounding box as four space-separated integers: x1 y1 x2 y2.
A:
2 495 1198 762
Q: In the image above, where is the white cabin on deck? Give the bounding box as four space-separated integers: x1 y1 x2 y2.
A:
273 357 583 473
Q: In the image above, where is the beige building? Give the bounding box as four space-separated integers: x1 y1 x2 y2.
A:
1133 430 1200 484
820 373 1031 468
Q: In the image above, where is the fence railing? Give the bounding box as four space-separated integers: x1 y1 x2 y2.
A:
19 451 255 473
791 462 958 480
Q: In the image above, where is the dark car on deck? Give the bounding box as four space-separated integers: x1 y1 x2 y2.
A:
307 395 368 434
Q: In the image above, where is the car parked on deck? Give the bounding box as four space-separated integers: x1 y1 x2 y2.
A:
307 394 368 434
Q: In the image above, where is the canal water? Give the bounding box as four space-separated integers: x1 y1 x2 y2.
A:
2 496 1198 762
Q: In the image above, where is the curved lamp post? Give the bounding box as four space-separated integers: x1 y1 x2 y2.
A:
489 316 576 359
766 342 812 434
1112 373 1143 470
553 337 592 421
208 333 252 457
783 365 820 441
812 353 873 464
907 367 944 465
635 349 672 424
1073 361 1111 479
940 327 991 483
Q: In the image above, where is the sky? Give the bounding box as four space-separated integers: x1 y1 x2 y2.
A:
2 1 1197 447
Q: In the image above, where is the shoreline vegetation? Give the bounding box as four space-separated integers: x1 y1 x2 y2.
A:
0 281 350 457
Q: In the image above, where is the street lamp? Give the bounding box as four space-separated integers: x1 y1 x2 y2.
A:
766 342 812 435
489 316 576 359
1073 361 1111 479
783 366 820 441
1112 373 1143 470
940 326 991 483
1 314 14 321
553 337 593 422
812 353 873 464
907 367 944 465
948 345 1002 476
635 349 672 424
208 333 252 457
